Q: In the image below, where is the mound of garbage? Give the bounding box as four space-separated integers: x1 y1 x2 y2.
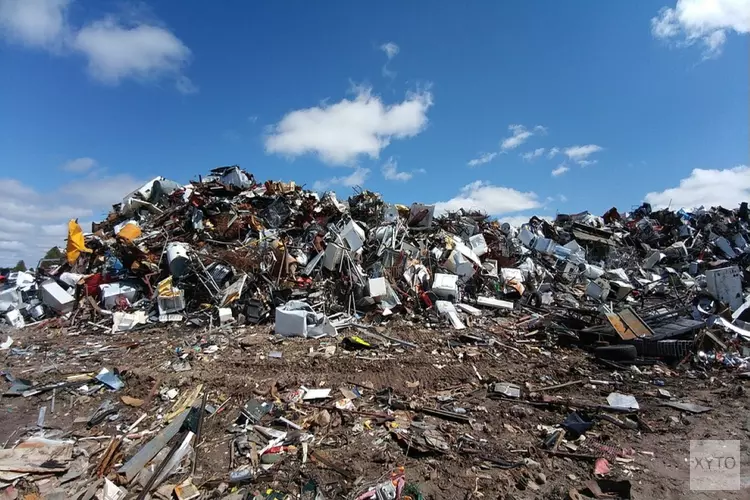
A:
1 166 749 499
3 165 749 347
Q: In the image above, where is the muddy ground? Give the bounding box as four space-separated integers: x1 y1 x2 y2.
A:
1 319 748 499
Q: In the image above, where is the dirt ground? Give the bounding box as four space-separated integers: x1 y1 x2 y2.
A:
1 319 749 499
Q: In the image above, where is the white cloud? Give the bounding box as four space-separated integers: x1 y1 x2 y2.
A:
40 223 67 236
498 214 535 227
0 178 37 197
380 42 399 78
58 173 145 207
551 165 569 177
0 198 90 221
467 152 497 167
61 156 97 172
564 144 603 164
652 7 681 38
558 194 568 202
547 147 560 159
73 18 193 90
313 167 371 191
643 165 750 209
265 86 433 165
0 0 195 92
380 42 399 60
337 167 370 187
0 166 147 266
501 125 532 150
0 217 33 233
435 180 540 215
175 75 198 95
500 124 546 151
0 240 24 251
521 148 545 162
702 29 727 57
651 0 750 58
0 0 69 48
248 115 259 123
381 157 412 181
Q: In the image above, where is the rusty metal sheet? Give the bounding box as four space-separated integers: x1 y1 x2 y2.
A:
605 312 636 340
618 308 653 338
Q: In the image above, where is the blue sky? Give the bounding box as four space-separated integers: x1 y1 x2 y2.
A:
0 0 748 266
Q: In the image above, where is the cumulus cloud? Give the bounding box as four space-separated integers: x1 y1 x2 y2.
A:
467 152 497 167
61 157 97 172
651 0 750 58
501 125 532 151
381 157 413 181
0 218 34 233
58 173 146 207
547 147 560 159
435 180 540 215
0 241 25 251
498 214 535 227
521 148 545 162
0 166 147 266
501 124 546 151
643 165 750 209
312 167 371 192
0 0 69 48
551 165 569 177
0 197 90 221
564 144 603 165
0 0 195 93
0 178 37 197
265 86 433 165
73 18 193 89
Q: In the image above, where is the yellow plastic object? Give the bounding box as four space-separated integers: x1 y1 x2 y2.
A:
157 277 180 297
348 336 371 348
66 219 92 264
117 223 142 241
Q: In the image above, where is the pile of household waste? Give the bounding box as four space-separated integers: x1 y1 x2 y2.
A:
2 165 750 499
1 166 750 352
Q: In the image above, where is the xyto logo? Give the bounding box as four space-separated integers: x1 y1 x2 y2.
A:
690 440 741 491
692 456 738 470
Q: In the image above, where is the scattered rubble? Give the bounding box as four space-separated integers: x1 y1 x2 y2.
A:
1 167 749 499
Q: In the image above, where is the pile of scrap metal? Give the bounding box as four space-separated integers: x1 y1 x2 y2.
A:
1 166 748 360
0 166 517 335
533 202 750 366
